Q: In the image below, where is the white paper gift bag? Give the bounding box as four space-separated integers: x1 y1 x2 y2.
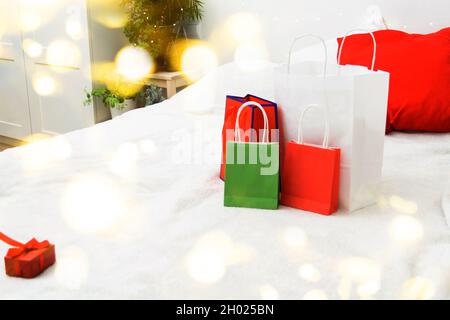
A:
275 32 390 211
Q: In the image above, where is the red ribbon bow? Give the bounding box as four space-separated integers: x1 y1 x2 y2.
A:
0 232 50 258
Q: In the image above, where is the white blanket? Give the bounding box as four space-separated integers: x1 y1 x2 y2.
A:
0 62 449 299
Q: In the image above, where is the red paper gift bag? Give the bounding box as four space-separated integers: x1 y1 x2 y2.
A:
280 104 340 215
220 94 279 180
0 232 56 278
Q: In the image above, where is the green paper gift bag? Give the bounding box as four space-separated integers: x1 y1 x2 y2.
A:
224 101 280 210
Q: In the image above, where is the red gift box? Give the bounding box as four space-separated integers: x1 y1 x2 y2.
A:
220 94 280 180
280 104 340 215
1 232 56 278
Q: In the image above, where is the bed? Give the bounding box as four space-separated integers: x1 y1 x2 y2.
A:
0 62 449 299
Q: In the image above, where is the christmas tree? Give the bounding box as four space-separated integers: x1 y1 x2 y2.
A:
121 0 204 59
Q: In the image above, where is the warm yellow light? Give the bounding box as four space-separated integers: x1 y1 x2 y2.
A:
90 0 128 29
401 277 435 300
226 13 262 43
282 226 308 249
32 74 56 96
115 46 154 82
91 62 144 98
357 280 380 298
376 195 389 209
339 257 380 283
181 42 218 82
303 289 328 300
20 138 52 173
61 174 127 234
0 22 5 40
19 135 72 172
389 215 423 244
299 264 321 282
20 11 41 32
22 133 51 144
186 231 253 284
187 247 226 285
389 195 418 214
337 278 352 300
22 39 43 58
259 285 279 300
46 40 81 69
55 246 89 290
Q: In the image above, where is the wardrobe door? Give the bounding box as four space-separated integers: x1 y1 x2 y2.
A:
21 0 94 135
0 0 32 140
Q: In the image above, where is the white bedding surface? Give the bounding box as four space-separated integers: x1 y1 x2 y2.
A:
0 63 450 299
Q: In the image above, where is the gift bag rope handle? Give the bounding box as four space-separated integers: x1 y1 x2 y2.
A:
287 34 328 76
235 101 270 143
298 104 330 148
337 28 377 71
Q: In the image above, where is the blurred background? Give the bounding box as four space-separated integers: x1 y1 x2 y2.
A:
0 0 449 146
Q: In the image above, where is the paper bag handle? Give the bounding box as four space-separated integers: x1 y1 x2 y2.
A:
287 34 328 77
235 101 269 143
298 104 330 148
337 29 377 71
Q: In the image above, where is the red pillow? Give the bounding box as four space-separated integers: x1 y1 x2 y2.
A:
337 28 450 133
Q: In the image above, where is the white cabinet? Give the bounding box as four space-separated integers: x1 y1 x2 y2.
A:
0 1 32 139
0 0 126 140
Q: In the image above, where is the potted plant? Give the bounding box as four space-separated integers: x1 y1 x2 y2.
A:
121 0 204 70
84 88 137 119
135 84 165 107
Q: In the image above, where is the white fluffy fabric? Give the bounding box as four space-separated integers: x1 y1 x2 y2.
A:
443 184 450 227
0 62 449 299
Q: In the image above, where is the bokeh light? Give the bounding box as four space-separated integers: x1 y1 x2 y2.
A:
20 11 41 32
187 231 253 285
225 13 262 43
389 195 418 215
337 278 352 300
389 215 424 244
65 18 83 40
55 246 89 290
46 40 81 69
376 195 389 209
339 257 381 298
115 46 154 82
401 277 435 300
61 173 127 234
187 246 227 285
91 60 145 98
259 284 280 300
22 38 43 58
20 134 52 172
298 264 321 282
19 135 71 171
339 257 380 284
32 74 56 96
357 279 381 298
90 0 127 29
181 41 218 82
